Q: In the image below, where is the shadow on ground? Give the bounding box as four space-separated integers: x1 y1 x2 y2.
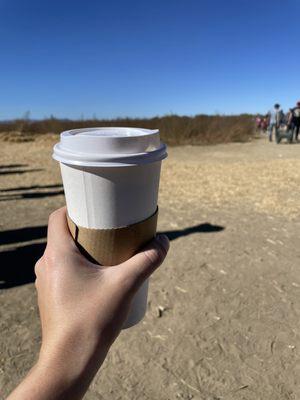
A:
0 223 225 289
0 164 43 176
0 164 28 169
0 226 48 246
0 184 64 201
1 184 62 192
0 178 63 288
0 243 46 289
0 169 43 176
0 189 64 201
162 223 224 240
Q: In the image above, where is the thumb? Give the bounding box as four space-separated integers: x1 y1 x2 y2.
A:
114 234 170 290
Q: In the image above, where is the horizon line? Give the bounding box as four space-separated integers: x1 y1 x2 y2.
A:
0 112 259 122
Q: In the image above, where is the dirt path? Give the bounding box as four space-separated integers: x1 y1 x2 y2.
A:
0 136 299 399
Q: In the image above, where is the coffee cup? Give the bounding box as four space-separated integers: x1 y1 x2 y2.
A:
53 127 167 327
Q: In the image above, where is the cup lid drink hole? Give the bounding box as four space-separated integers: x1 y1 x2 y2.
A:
53 127 167 167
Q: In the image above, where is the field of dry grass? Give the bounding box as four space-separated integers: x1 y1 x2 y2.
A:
0 114 254 145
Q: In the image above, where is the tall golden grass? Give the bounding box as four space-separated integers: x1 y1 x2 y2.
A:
0 114 254 145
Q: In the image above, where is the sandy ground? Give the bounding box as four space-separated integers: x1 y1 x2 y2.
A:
0 135 300 399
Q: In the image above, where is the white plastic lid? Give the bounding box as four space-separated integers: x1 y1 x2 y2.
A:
53 127 168 167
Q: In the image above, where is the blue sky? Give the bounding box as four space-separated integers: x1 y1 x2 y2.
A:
0 0 299 120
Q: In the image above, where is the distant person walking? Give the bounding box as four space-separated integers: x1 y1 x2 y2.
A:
261 115 269 133
268 104 283 142
291 101 300 141
286 108 294 138
255 115 262 131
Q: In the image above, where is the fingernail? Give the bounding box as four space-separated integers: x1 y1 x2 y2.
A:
156 234 170 253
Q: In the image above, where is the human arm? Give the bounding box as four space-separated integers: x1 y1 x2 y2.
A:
7 207 169 400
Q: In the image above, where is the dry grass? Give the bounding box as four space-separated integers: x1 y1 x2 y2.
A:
161 151 300 220
0 114 254 145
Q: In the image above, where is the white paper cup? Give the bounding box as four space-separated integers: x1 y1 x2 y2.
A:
53 127 167 328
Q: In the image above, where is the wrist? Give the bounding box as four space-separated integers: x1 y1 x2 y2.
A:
35 330 110 399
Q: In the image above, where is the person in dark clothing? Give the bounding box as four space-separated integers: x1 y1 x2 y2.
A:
286 109 294 139
291 101 300 141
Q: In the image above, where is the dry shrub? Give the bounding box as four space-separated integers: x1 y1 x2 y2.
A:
0 114 254 145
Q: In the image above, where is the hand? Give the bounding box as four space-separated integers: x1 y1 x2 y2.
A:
7 207 169 400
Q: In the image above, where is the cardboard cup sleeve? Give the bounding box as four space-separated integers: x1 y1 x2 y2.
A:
67 208 158 266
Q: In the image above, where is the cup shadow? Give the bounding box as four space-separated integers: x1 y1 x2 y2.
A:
0 222 225 289
160 223 224 240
